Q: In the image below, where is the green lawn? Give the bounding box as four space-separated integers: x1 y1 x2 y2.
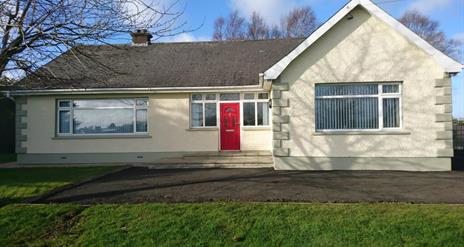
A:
0 167 116 205
1 203 463 246
0 167 463 246
0 153 16 163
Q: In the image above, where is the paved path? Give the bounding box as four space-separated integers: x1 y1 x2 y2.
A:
37 168 464 204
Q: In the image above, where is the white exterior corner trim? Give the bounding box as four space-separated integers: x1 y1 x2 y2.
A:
263 0 463 80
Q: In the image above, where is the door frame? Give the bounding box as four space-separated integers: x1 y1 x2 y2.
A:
219 102 242 151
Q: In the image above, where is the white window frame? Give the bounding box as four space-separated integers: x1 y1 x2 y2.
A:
189 92 270 129
56 98 149 136
190 93 219 129
242 92 270 127
315 82 402 132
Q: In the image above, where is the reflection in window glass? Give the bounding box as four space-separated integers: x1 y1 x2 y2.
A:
191 103 203 127
243 102 255 126
205 103 217 127
136 109 148 132
73 99 135 108
258 93 269 99
220 93 240 101
73 109 134 134
257 102 269 126
205 94 217 101
136 99 148 106
57 98 148 135
59 101 71 108
59 111 70 133
192 94 202 101
244 93 255 100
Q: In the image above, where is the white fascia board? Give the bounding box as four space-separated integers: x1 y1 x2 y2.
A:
264 0 463 80
3 85 265 96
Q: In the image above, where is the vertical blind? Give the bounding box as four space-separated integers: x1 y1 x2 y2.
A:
315 83 401 131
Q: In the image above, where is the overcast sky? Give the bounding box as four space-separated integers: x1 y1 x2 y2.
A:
150 0 464 118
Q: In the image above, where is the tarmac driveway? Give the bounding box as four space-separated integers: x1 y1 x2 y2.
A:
38 168 464 204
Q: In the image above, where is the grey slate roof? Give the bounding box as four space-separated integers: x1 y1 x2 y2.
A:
19 38 304 90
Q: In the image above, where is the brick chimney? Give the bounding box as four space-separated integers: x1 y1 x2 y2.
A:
130 29 152 46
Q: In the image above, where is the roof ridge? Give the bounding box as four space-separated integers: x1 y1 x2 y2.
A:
73 37 306 48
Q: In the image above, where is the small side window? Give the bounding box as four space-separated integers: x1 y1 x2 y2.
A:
258 93 269 99
382 85 399 94
244 93 255 100
59 101 71 108
192 94 203 101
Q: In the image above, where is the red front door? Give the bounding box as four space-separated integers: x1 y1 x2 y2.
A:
220 103 240 151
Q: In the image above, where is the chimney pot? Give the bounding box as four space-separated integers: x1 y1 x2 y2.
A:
130 29 152 46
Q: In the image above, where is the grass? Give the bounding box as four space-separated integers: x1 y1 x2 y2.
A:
0 167 463 246
0 203 463 246
0 153 16 163
0 167 116 206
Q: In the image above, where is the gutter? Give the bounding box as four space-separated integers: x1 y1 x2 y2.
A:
2 84 267 96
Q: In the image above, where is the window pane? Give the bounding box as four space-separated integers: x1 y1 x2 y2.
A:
191 103 203 127
73 99 134 108
257 102 269 126
243 102 255 126
73 109 134 134
316 84 378 96
59 111 70 133
205 94 217 101
383 98 400 128
192 94 202 101
316 98 379 130
59 101 71 108
205 103 217 127
136 99 148 106
244 93 255 100
220 93 240 101
382 85 399 94
136 109 148 132
258 93 269 99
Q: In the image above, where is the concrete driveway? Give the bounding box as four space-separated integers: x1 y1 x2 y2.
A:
37 168 464 204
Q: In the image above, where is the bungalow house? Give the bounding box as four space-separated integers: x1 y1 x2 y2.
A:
3 0 462 170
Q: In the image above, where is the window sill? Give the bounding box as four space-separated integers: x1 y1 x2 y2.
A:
313 131 411 136
242 127 271 131
187 128 218 131
53 135 152 140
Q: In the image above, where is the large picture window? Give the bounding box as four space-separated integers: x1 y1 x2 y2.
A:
57 99 148 135
315 83 401 131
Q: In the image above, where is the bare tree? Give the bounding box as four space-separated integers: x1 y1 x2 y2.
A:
225 10 246 40
0 0 192 80
270 25 282 39
400 10 461 59
247 12 269 40
212 6 317 41
281 6 317 38
212 17 225 41
212 10 246 41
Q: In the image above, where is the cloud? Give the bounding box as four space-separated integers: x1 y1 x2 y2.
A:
228 0 298 26
123 0 185 27
453 32 464 43
164 33 210 42
406 0 453 14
